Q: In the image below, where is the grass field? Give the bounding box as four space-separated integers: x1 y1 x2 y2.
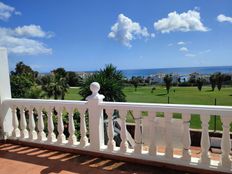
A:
65 86 232 130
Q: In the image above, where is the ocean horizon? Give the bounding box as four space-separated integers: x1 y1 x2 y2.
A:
120 66 232 78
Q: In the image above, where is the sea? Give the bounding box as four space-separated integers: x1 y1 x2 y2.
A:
121 66 232 79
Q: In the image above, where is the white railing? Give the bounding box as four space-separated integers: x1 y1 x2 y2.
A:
1 82 231 173
0 49 231 173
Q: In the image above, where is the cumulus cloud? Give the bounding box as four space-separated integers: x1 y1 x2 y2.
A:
217 14 232 23
15 25 54 38
0 26 52 55
179 47 188 52
108 14 153 47
0 2 21 21
154 10 208 33
177 41 186 45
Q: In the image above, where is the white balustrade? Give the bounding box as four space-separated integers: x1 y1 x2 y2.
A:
105 108 115 151
1 81 232 173
79 107 88 147
47 106 56 143
20 106 28 139
37 107 46 141
200 114 210 165
119 109 128 153
11 106 20 138
28 106 37 140
67 107 77 145
57 107 66 144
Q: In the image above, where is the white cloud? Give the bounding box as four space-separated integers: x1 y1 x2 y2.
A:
154 10 208 33
185 53 196 57
0 26 52 55
15 25 54 38
108 14 153 47
179 47 188 52
0 2 21 21
177 41 186 45
217 14 232 23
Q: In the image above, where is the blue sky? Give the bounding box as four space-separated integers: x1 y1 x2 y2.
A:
0 0 232 72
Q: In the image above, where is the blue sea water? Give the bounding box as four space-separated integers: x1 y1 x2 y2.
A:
121 66 232 78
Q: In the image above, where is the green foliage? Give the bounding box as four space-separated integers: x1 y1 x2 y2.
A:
41 68 70 100
79 64 126 102
66 71 82 87
10 61 41 98
163 74 173 94
196 78 204 91
210 74 217 91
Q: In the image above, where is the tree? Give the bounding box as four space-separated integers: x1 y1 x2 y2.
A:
10 62 41 98
163 74 173 94
41 68 69 100
131 76 140 91
66 71 82 87
79 64 126 102
196 78 203 91
209 74 217 91
215 72 224 91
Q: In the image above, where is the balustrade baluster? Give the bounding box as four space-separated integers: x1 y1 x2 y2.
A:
134 110 142 154
67 107 77 145
11 106 20 138
37 107 46 141
164 112 173 159
47 107 56 143
220 115 231 168
20 106 28 139
200 114 210 165
79 108 88 147
148 111 156 155
106 108 115 151
57 107 66 144
119 109 128 153
182 113 191 162
28 106 37 140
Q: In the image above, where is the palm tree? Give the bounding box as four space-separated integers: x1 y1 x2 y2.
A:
79 64 126 102
163 74 173 94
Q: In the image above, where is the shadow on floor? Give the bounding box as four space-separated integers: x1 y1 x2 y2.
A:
0 143 194 174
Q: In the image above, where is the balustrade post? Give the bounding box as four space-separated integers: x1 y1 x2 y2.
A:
28 106 37 140
105 108 116 151
220 115 231 168
47 107 56 143
165 112 173 159
86 82 105 151
182 113 191 162
11 106 20 138
79 107 88 147
134 110 143 154
37 107 46 141
57 107 66 144
200 114 210 165
20 106 29 139
67 107 77 145
119 109 128 153
148 111 157 155
0 48 12 139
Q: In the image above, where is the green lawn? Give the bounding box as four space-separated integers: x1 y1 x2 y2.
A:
65 86 232 130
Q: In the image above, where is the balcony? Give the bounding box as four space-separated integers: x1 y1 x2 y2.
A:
0 48 232 173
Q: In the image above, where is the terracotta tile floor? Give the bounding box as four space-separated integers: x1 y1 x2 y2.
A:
0 143 202 174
